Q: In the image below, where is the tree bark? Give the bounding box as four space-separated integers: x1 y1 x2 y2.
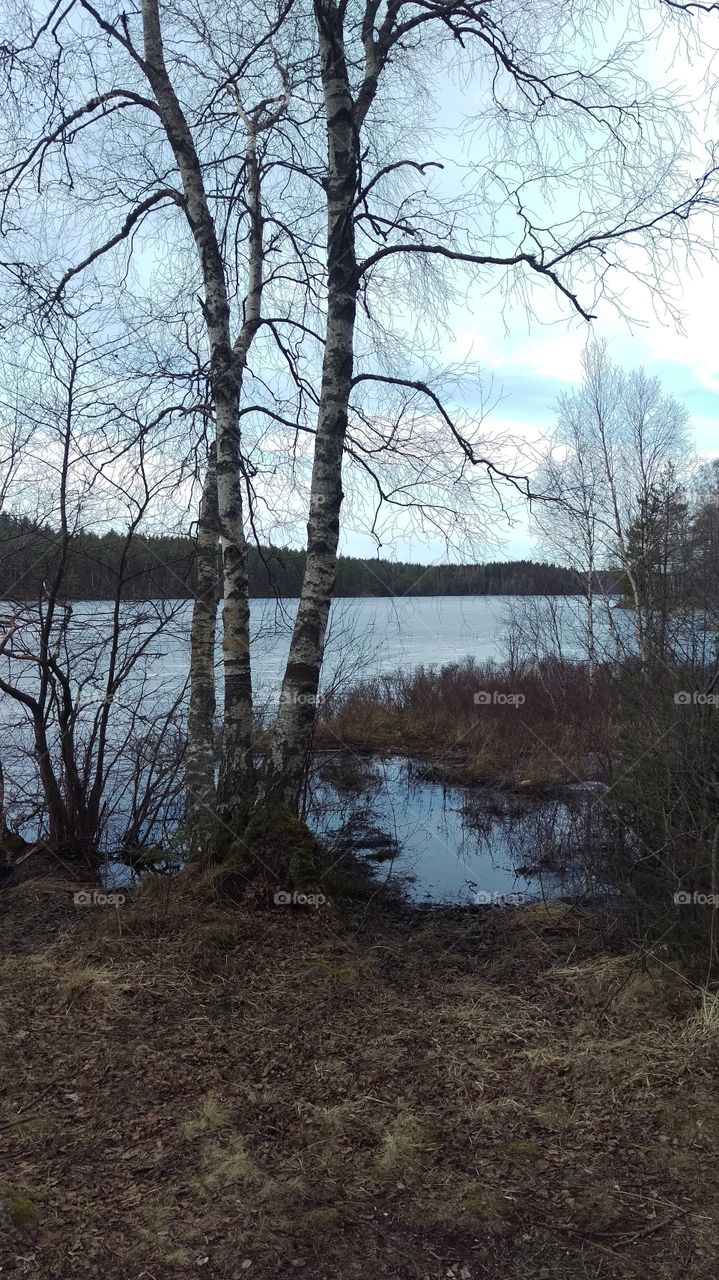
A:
187 444 220 847
219 118 263 812
140 0 254 825
266 0 358 810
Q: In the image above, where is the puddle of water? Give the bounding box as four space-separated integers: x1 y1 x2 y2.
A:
311 755 608 905
103 754 611 905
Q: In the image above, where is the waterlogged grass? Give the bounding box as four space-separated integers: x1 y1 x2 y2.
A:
318 656 616 787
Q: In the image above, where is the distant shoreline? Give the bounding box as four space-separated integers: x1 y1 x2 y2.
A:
0 589 619 605
0 513 621 601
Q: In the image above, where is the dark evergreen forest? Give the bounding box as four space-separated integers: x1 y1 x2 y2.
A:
0 512 612 600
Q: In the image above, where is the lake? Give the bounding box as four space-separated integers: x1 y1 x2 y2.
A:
165 593 594 704
0 593 598 705
1 594 607 902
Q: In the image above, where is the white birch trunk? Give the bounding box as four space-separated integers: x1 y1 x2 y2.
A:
141 0 254 824
219 122 263 810
265 2 358 810
187 444 219 847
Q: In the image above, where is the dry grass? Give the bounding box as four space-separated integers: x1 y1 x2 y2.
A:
1 881 718 1279
318 656 615 787
181 1092 233 1139
56 962 125 1009
197 1135 263 1192
686 989 719 1040
375 1114 438 1176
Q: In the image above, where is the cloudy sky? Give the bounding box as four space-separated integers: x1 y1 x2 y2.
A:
5 1 715 568
340 7 719 566
441 282 719 561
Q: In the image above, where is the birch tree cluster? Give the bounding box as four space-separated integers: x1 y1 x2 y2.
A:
0 0 717 861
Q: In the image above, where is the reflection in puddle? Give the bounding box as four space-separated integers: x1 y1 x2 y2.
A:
311 755 611 905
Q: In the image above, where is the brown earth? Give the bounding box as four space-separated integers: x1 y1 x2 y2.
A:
1 874 718 1280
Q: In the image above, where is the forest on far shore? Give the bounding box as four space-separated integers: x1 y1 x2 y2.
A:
0 513 617 600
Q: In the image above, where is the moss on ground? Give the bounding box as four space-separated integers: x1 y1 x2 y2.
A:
0 1187 39 1231
242 806 321 884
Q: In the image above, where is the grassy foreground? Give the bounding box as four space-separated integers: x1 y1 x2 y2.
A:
2 877 719 1279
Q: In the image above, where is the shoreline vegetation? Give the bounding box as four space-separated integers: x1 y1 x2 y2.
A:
317 656 614 789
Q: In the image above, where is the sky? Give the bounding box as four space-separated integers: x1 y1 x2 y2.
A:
3 1 716 568
339 6 719 566
431 301 719 562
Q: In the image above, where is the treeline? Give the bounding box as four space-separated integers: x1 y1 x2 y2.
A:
0 514 194 601
334 556 618 597
0 512 614 600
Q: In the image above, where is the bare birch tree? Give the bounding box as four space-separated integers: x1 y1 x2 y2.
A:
533 340 692 671
0 0 312 841
2 0 718 839
264 0 718 809
186 444 220 849
533 409 604 687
